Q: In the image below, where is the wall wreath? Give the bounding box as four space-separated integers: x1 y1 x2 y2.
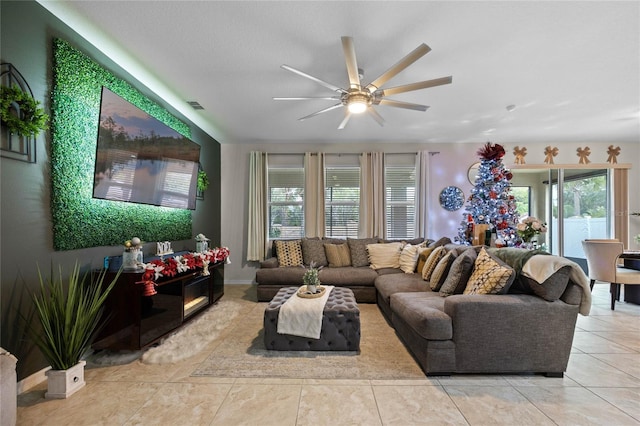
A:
0 84 49 137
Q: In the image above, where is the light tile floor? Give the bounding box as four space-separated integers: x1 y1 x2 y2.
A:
17 283 640 425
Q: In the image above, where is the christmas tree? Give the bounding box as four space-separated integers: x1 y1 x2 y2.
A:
456 142 520 245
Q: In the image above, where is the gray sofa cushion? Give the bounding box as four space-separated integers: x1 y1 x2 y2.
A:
375 267 405 276
318 266 378 286
348 237 379 267
256 265 378 287
255 265 305 285
301 237 328 267
375 273 426 306
391 293 452 340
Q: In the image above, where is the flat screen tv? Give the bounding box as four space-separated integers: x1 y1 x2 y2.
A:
93 87 201 210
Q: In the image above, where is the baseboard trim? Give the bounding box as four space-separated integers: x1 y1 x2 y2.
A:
224 280 254 285
17 366 50 395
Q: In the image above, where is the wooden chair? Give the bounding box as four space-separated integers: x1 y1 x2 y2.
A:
582 239 640 310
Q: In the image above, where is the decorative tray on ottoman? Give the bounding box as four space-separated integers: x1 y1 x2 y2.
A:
297 285 326 299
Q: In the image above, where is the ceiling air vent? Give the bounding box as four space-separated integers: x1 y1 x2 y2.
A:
187 101 204 110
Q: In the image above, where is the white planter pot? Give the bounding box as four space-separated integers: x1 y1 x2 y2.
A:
45 360 86 399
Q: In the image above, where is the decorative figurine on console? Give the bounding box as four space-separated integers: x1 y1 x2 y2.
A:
123 237 143 270
156 241 173 259
195 233 209 253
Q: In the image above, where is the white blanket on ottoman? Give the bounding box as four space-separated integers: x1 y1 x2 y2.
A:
277 286 334 339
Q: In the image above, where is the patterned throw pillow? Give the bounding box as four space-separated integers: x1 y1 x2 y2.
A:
301 238 328 267
324 243 352 267
367 242 403 270
399 243 421 273
464 247 516 294
440 248 478 296
415 247 435 274
429 252 456 291
421 246 446 280
275 240 303 267
347 238 379 267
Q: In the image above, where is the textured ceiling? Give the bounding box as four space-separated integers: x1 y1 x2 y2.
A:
43 1 639 145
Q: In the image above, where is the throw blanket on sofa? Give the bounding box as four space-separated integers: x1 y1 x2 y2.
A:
522 255 592 315
277 286 334 339
488 247 548 274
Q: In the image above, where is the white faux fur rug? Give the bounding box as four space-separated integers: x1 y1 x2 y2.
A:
141 299 243 364
87 300 244 366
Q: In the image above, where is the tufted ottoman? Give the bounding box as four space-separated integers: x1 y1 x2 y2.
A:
264 287 361 351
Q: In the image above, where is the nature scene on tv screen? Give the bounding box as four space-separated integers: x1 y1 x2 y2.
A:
93 87 200 209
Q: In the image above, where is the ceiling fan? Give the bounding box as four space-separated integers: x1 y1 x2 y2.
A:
274 36 452 129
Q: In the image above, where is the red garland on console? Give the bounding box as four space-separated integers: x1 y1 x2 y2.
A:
136 247 230 296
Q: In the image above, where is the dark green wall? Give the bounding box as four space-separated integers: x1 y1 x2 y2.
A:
0 0 221 380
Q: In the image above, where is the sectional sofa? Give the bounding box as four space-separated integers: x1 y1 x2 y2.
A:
255 237 591 376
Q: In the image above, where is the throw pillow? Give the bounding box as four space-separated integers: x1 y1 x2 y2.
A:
440 248 478 296
421 246 446 280
463 247 516 295
399 243 421 273
324 243 352 267
415 247 435 274
429 252 457 291
367 242 403 270
301 238 328 267
519 265 572 301
347 238 379 267
274 240 303 267
382 237 425 246
429 236 452 248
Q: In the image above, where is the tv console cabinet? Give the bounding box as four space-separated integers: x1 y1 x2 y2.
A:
93 262 224 351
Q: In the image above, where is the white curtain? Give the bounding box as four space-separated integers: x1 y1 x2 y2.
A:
304 152 325 237
246 151 268 261
359 152 385 238
415 150 430 238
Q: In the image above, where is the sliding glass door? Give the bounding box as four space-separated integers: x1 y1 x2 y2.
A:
548 168 611 262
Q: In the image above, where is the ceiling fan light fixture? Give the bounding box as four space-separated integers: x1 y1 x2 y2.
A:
347 93 369 114
277 36 452 128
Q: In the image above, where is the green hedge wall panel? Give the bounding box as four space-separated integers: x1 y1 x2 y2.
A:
51 39 193 251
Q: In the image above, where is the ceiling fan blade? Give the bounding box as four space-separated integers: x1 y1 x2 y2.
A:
365 43 431 92
368 107 385 127
341 36 361 89
377 98 429 112
338 112 351 130
298 103 344 121
281 65 346 94
378 76 453 97
273 96 341 101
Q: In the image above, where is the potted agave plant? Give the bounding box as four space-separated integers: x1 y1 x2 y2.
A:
28 262 120 398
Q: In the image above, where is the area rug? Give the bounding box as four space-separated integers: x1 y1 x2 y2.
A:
190 301 426 380
86 299 244 366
